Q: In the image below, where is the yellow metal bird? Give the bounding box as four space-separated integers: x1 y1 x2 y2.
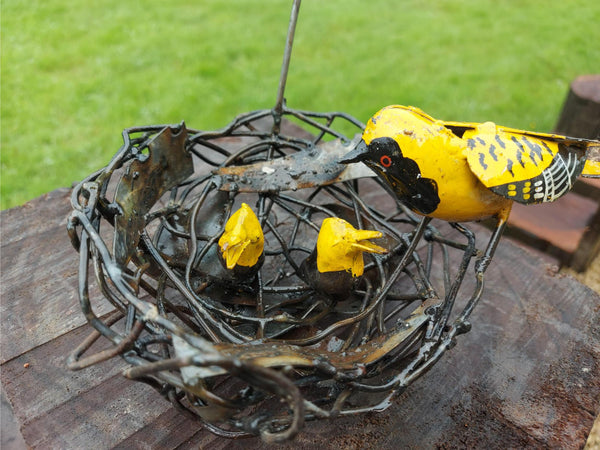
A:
341 105 600 223
218 202 265 271
299 217 387 299
340 105 600 273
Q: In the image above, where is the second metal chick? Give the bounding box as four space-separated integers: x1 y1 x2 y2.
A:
299 217 387 300
154 198 265 287
217 202 265 279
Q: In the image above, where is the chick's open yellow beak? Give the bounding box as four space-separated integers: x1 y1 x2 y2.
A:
220 237 251 270
350 239 387 255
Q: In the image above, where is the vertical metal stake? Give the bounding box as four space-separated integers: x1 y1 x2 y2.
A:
272 0 302 134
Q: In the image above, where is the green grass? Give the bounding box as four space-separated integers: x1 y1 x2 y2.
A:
2 0 599 209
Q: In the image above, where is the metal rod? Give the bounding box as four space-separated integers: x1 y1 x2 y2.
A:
273 0 302 132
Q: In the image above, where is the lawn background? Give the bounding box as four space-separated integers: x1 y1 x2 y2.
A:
2 0 599 209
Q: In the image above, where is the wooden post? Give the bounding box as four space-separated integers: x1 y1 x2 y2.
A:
554 74 600 139
553 75 600 271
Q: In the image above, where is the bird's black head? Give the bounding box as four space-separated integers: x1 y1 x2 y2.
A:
340 137 397 169
340 137 440 215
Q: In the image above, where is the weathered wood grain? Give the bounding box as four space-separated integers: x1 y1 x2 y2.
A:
1 177 599 448
1 313 124 421
19 374 169 449
0 188 114 363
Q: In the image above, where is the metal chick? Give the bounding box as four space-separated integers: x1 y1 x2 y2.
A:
154 198 265 287
218 202 265 277
299 217 387 300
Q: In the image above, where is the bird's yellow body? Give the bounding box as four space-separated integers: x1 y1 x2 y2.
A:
347 105 600 222
218 203 264 269
316 217 387 277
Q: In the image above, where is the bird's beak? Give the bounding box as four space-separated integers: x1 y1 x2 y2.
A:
221 239 250 269
339 139 369 164
350 229 388 255
350 240 387 255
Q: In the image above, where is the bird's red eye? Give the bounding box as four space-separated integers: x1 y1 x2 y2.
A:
380 155 392 167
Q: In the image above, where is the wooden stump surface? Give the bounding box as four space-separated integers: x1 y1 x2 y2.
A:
554 74 600 140
1 185 599 449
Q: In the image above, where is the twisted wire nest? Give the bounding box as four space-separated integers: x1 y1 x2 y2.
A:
67 107 483 442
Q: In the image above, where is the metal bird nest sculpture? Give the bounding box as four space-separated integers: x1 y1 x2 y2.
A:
68 104 464 443
66 0 600 443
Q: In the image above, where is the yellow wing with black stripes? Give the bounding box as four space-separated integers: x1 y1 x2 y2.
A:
441 120 600 204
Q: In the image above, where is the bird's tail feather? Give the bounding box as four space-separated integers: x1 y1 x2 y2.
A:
582 144 600 178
